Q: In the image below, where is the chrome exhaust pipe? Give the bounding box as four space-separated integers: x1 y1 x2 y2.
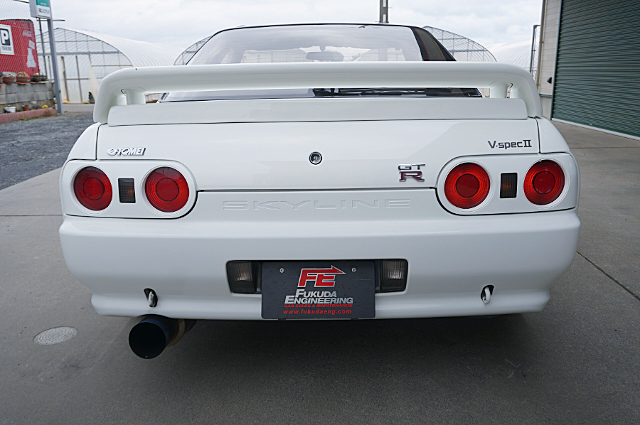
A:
129 315 196 359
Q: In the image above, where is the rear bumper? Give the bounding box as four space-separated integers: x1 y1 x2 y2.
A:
59 190 580 319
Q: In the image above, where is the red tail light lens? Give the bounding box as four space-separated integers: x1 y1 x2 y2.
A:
73 167 112 211
145 167 189 212
444 163 491 209
524 160 565 205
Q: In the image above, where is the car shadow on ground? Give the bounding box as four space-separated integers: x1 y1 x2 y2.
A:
140 314 535 380
110 314 541 423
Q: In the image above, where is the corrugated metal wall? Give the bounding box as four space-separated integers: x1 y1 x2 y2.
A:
552 0 640 137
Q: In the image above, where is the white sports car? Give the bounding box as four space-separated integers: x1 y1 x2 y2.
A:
59 24 580 358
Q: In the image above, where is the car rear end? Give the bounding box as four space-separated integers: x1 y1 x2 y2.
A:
60 70 579 319
58 24 579 357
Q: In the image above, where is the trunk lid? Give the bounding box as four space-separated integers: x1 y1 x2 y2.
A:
97 98 539 190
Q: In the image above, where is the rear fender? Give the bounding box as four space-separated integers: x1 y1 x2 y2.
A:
67 123 100 161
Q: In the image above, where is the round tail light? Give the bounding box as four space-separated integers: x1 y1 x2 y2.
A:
73 167 112 211
524 160 565 205
145 167 189 212
444 163 491 209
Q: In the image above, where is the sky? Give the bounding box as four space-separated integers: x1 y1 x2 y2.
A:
2 0 543 56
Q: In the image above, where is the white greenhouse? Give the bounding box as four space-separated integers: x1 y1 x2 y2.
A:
38 28 175 103
423 26 496 63
490 40 534 70
174 35 212 66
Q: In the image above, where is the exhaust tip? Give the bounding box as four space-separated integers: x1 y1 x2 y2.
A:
129 316 173 359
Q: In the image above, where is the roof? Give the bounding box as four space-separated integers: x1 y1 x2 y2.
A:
0 0 31 20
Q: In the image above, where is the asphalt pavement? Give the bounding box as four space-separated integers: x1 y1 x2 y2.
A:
0 108 94 190
0 120 638 424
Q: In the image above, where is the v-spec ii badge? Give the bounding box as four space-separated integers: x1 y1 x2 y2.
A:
107 147 146 156
487 140 533 150
398 164 425 182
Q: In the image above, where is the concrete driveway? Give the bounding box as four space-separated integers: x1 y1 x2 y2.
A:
0 122 638 424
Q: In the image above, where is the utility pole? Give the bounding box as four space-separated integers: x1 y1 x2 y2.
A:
36 19 48 76
27 0 63 114
46 19 62 113
379 0 389 23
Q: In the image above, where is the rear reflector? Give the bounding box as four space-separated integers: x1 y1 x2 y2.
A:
145 167 189 212
500 173 518 198
227 261 258 294
118 178 136 203
380 260 408 293
73 167 112 211
524 160 565 205
444 163 490 209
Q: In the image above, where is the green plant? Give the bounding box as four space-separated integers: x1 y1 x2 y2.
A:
17 71 29 77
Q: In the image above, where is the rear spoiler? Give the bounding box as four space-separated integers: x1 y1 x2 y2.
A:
94 62 542 124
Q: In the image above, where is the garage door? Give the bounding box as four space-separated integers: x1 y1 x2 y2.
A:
552 0 640 138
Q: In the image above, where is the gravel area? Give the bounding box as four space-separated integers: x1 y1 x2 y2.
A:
0 112 94 190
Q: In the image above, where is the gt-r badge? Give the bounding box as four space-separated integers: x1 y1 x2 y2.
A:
398 164 425 182
107 147 146 156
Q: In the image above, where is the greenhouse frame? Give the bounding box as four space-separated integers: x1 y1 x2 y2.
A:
37 28 175 103
423 26 496 63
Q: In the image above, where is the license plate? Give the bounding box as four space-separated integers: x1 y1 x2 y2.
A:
261 261 375 319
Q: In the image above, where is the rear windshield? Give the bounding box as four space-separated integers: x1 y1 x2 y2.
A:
162 24 477 102
189 24 451 64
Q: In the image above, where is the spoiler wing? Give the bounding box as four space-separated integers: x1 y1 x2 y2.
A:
94 62 542 124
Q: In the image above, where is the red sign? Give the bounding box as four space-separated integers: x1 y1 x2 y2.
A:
0 20 40 76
